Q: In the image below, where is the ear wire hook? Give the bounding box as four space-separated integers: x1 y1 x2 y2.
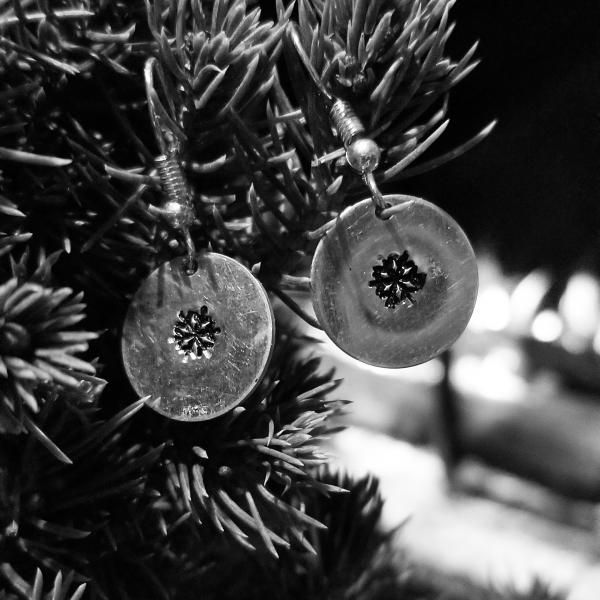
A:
287 24 333 106
287 25 388 219
144 57 198 274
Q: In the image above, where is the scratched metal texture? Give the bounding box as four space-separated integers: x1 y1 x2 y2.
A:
122 253 275 421
311 195 478 368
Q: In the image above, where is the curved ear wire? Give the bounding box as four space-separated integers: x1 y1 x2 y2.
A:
286 23 333 106
286 24 388 219
145 57 197 274
144 57 168 155
144 57 186 155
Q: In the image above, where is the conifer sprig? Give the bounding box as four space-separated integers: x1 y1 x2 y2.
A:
151 335 346 557
0 255 100 460
0 1 135 76
144 0 292 199
0 398 161 597
0 567 86 600
284 0 495 206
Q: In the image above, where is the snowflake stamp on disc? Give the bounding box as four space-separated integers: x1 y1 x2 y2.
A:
311 195 478 368
169 307 221 361
369 251 427 308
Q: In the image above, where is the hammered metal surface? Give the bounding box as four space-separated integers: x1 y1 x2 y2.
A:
311 195 478 368
122 253 275 421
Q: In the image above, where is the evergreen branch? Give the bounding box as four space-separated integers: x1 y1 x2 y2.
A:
276 0 492 221
0 566 86 600
0 395 161 597
0 255 101 448
139 333 345 557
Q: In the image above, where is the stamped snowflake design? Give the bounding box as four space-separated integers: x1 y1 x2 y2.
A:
168 307 221 362
369 251 427 308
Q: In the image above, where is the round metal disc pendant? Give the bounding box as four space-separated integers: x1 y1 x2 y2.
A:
122 253 275 421
311 195 478 368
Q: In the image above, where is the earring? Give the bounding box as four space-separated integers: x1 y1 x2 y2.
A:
121 58 275 421
287 28 477 368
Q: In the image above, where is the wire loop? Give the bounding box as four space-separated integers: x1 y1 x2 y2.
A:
363 173 389 219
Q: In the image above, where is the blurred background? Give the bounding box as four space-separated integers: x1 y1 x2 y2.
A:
288 1 600 598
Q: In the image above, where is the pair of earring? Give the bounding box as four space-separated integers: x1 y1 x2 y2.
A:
121 40 478 422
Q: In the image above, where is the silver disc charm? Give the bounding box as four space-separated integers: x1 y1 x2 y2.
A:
122 253 275 421
311 195 478 368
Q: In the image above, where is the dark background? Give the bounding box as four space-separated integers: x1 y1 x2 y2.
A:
404 0 600 276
